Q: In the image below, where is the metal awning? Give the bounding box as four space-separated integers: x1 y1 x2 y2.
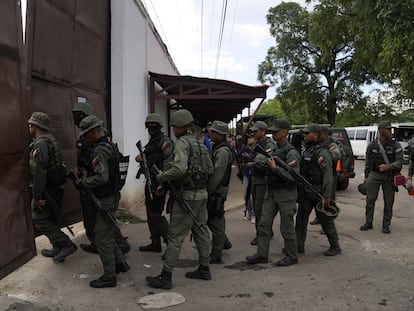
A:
149 71 269 125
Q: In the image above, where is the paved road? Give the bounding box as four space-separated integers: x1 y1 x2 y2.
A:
1 161 413 310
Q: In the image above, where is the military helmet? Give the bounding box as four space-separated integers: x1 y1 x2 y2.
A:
170 109 194 127
316 200 340 219
28 112 50 131
145 113 164 127
378 120 392 129
358 183 367 195
72 101 94 116
79 115 103 135
210 120 228 135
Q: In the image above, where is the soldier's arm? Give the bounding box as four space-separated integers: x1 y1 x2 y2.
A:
161 137 174 170
79 146 110 189
389 142 403 172
409 153 414 178
32 140 50 200
320 150 333 198
271 149 300 183
208 148 230 193
160 138 189 183
364 143 373 178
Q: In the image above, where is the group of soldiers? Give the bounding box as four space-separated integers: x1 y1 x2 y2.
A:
29 103 406 290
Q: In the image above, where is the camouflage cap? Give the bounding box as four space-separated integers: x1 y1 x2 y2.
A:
210 120 228 135
79 115 103 135
301 123 322 134
268 119 290 132
378 120 392 129
72 101 94 116
28 112 50 131
250 121 268 132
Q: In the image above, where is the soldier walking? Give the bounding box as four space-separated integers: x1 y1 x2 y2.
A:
360 121 403 234
72 102 130 255
146 109 213 290
295 124 341 256
247 119 300 266
28 112 77 262
207 120 233 264
75 116 129 288
136 113 174 253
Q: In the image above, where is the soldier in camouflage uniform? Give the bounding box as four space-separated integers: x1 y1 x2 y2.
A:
310 126 342 225
28 112 77 262
207 120 233 264
146 109 213 290
246 121 277 245
247 119 300 266
136 113 174 253
76 116 129 288
295 124 341 256
360 120 403 234
72 102 130 255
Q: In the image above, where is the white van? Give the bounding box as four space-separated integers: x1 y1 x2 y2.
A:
346 123 414 161
345 126 378 159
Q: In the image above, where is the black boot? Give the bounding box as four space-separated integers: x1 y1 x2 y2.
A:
41 248 59 258
185 265 212 280
120 239 131 255
223 239 232 250
116 260 130 274
54 242 77 262
80 243 99 254
146 269 172 289
360 222 373 231
324 246 342 256
139 242 162 253
89 275 117 288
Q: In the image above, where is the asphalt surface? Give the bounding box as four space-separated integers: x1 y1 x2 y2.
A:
0 161 413 311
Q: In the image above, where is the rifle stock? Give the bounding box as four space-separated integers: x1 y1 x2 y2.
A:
136 140 154 201
43 190 75 236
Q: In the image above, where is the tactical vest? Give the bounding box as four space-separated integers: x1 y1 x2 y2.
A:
267 144 296 189
302 143 323 185
37 135 67 186
92 139 120 198
181 135 211 190
77 136 94 176
144 134 168 170
211 140 233 188
370 140 397 173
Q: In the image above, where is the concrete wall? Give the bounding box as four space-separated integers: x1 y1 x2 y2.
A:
110 0 178 212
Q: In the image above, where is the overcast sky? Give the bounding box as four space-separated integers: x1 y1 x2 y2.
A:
142 0 310 114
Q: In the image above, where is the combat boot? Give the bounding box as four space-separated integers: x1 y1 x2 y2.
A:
146 269 172 289
223 239 232 250
116 260 130 274
121 239 131 254
139 242 162 253
185 265 212 280
41 248 59 258
53 242 77 262
324 246 342 256
89 275 117 288
360 222 373 231
80 243 99 254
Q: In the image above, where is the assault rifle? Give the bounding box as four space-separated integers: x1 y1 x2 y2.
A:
136 140 154 201
67 171 122 236
43 190 75 237
254 144 339 218
151 164 208 234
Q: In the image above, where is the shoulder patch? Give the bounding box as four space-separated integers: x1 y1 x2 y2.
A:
318 156 325 165
329 146 337 152
162 141 170 150
32 149 40 158
92 157 99 168
287 160 298 168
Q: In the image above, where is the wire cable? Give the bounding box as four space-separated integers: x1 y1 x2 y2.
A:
214 0 228 78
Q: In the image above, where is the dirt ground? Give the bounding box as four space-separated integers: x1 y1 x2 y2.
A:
0 161 413 311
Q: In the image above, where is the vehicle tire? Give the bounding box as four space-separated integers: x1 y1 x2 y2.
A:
337 177 349 190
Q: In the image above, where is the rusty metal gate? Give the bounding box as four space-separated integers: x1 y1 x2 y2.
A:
0 0 110 279
0 0 34 280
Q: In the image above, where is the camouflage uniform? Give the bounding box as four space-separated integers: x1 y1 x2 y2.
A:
207 121 233 263
28 112 77 262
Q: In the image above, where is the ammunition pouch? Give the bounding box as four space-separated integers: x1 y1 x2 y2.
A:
207 195 225 218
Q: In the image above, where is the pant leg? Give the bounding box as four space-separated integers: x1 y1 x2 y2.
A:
257 191 278 258
295 195 314 250
145 188 169 244
252 183 266 232
317 210 339 248
207 215 226 258
80 193 96 244
365 175 381 223
382 181 396 227
279 199 298 259
191 199 211 267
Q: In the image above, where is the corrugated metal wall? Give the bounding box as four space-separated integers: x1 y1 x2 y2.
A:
0 0 35 280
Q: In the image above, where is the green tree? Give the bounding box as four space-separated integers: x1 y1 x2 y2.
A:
258 1 363 125
257 98 285 118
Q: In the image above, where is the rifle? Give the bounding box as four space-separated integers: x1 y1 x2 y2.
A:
43 190 75 237
136 140 154 201
151 164 208 234
67 171 122 236
254 144 339 218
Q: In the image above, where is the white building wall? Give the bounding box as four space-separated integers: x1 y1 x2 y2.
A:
110 0 178 211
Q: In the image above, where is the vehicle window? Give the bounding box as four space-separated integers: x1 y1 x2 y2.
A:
394 127 414 142
355 129 367 140
347 129 355 140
